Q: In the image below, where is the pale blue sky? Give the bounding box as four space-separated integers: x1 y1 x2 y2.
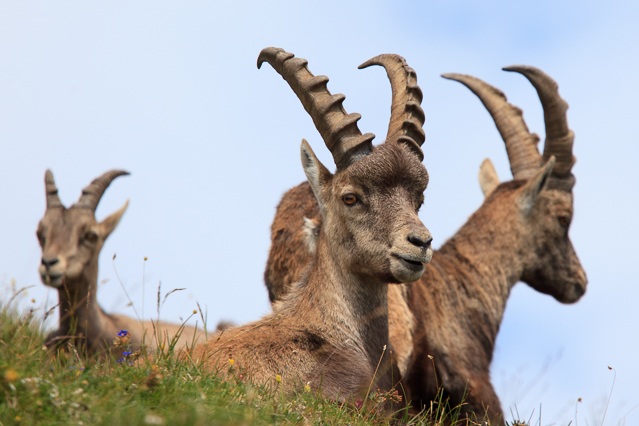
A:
1 1 637 424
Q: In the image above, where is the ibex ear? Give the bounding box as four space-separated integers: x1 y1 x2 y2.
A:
99 200 129 239
478 158 500 198
518 156 555 215
300 139 332 215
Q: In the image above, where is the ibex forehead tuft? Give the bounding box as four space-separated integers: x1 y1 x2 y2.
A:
443 65 586 304
37 170 129 289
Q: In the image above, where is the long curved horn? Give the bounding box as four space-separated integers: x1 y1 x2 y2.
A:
73 170 130 211
503 66 575 179
442 73 541 180
45 170 63 209
359 54 425 161
257 47 375 170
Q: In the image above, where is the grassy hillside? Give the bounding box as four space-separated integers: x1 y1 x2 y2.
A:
0 305 515 426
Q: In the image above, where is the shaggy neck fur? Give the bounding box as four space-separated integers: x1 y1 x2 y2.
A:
430 211 522 360
283 230 392 378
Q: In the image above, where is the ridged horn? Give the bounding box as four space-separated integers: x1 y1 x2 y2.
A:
503 66 575 179
257 47 375 170
45 170 63 209
359 54 425 161
442 73 541 180
73 170 130 211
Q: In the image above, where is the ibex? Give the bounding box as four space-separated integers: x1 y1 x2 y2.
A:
263 66 586 424
38 170 205 357
189 48 432 405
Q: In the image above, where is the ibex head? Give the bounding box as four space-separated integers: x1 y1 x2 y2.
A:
259 49 432 284
37 170 129 289
445 66 586 303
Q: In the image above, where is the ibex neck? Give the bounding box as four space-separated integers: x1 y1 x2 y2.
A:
298 234 390 370
56 273 110 340
431 214 525 355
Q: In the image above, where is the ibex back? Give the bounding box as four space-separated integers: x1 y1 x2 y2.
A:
263 66 586 424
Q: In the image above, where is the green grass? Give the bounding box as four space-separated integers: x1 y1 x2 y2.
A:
0 305 502 426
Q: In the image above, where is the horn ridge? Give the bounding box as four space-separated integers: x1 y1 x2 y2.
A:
73 170 130 211
442 72 542 180
503 65 575 178
45 169 63 209
258 47 374 169
359 54 425 161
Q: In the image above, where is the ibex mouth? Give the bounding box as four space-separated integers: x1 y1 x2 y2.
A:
390 253 427 283
562 281 586 304
398 257 422 267
393 254 425 269
41 273 63 287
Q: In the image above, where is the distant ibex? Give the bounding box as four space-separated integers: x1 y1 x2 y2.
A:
263 66 587 424
189 48 432 405
38 170 205 357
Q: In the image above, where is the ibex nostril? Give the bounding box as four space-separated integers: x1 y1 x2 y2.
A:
41 257 59 268
425 236 433 248
408 234 432 249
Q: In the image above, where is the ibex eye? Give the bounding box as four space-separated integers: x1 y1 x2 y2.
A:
342 194 358 206
85 231 99 243
558 216 570 227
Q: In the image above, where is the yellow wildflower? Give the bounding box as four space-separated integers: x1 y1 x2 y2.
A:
4 368 18 383
275 374 282 383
